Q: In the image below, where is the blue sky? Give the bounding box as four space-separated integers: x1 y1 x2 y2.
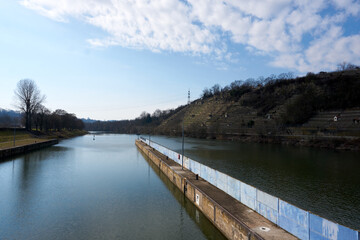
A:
0 0 359 120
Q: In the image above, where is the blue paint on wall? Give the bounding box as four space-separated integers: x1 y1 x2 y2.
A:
193 161 201 175
256 190 279 224
189 160 194 172
208 167 217 186
227 176 241 201
257 201 278 224
279 200 309 240
310 213 358 240
216 171 228 193
200 164 208 180
240 182 256 210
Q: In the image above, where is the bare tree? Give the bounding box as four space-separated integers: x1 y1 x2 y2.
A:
14 79 45 130
277 72 294 80
152 109 162 118
230 80 243 89
337 61 359 71
211 84 221 95
33 104 49 131
138 111 149 119
201 87 213 98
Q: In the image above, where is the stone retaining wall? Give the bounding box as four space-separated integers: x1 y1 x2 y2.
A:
0 139 59 160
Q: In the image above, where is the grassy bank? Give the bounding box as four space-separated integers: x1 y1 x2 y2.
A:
0 128 88 150
32 129 88 139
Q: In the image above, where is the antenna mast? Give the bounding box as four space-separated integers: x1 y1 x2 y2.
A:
188 89 190 104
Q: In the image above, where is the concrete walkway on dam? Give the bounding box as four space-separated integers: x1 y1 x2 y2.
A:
136 140 298 240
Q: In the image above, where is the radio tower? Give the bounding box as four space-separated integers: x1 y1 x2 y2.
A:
188 89 190 104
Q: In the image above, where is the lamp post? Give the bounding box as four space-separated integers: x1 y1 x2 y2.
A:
181 120 184 170
13 117 17 147
13 125 16 147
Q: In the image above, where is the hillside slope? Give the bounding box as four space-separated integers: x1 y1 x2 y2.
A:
154 69 360 149
86 69 360 150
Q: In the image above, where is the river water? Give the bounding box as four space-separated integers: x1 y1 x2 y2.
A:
150 135 360 230
0 134 226 240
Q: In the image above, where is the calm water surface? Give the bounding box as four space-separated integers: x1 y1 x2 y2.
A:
0 134 226 240
150 135 360 230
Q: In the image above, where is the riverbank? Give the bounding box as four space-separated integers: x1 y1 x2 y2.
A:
0 128 88 139
0 139 59 160
31 129 88 139
0 129 87 149
0 128 87 160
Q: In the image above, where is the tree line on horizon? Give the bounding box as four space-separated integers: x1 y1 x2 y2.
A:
0 79 85 131
85 63 360 133
199 62 360 125
85 105 186 133
200 62 360 101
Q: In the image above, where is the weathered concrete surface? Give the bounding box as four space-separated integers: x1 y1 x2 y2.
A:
0 139 59 161
136 140 298 240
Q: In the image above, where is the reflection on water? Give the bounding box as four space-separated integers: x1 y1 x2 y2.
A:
0 134 224 240
140 150 226 240
150 135 360 230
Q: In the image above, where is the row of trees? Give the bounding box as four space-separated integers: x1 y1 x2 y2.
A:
135 106 185 124
337 61 359 71
201 72 295 100
197 63 360 125
32 108 84 131
85 106 186 133
88 62 360 134
201 61 359 100
14 79 84 131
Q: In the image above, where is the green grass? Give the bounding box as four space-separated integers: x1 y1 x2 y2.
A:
36 129 88 139
0 129 87 150
0 130 33 142
0 138 49 150
0 129 47 149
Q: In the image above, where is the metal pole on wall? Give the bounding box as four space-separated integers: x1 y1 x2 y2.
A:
13 125 16 147
181 120 184 170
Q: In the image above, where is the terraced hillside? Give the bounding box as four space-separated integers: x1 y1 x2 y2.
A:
155 70 360 145
299 109 360 137
156 95 290 138
86 69 360 150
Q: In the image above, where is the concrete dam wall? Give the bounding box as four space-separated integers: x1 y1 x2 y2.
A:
136 138 359 240
136 139 298 240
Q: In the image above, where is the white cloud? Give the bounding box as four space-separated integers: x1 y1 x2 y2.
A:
20 0 360 72
331 0 360 16
224 0 293 20
272 27 360 72
21 0 220 55
305 28 360 70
